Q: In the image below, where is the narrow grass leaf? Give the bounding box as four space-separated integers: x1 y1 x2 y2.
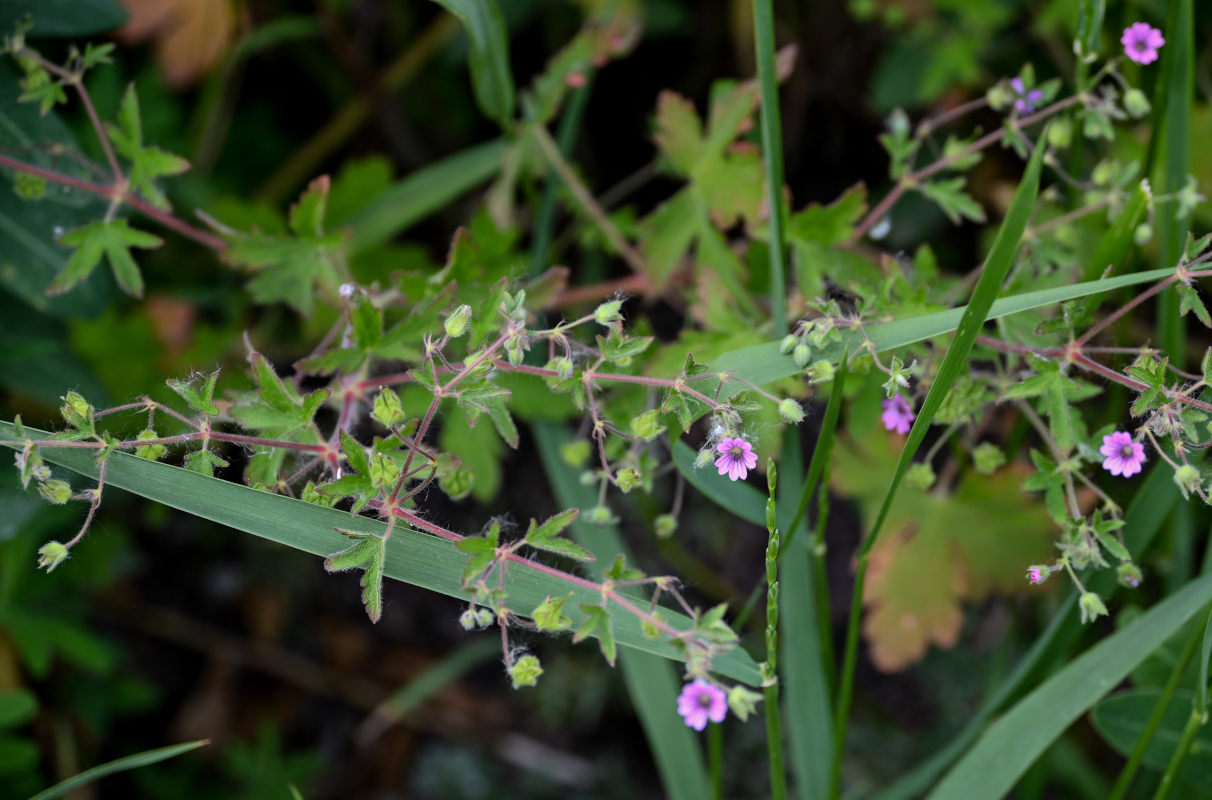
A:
928 573 1212 800
430 0 515 126
27 740 209 800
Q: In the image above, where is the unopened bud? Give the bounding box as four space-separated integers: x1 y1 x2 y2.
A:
444 304 472 338
793 343 811 369
1117 563 1143 589
37 540 69 572
779 335 798 354
778 398 805 423
459 609 478 630
1078 591 1109 624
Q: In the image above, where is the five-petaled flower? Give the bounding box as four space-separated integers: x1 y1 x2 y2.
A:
715 436 758 482
1122 23 1165 65
881 395 915 435
1009 77 1043 114
1100 431 1146 478
677 678 727 731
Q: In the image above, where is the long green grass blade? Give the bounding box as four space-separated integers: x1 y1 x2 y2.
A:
27 740 208 800
928 573 1212 800
783 356 846 553
0 421 761 686
347 139 506 254
1083 180 1149 281
430 0 515 126
832 131 1046 797
709 267 1173 390
776 433 832 800
751 0 788 335
876 462 1180 800
533 421 712 800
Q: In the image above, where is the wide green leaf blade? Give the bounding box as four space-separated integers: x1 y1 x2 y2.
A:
928 573 1212 800
347 139 506 253
533 421 713 800
430 0 515 126
27 740 208 800
0 421 760 685
0 0 126 37
708 266 1174 391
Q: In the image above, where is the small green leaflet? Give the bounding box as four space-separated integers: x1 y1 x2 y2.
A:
49 220 163 298
533 594 574 631
166 371 221 416
229 353 331 434
224 176 347 315
574 604 617 666
324 529 387 622
106 84 190 210
525 509 593 561
456 521 501 586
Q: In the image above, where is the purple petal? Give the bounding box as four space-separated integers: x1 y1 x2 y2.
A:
715 455 731 475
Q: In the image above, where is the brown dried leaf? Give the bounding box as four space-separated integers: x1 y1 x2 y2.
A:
118 0 235 88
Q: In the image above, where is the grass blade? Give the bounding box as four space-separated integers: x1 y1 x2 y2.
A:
27 740 208 800
832 126 1047 797
0 421 762 685
751 0 789 334
533 421 712 800
928 574 1212 800
430 0 515 126
347 139 506 254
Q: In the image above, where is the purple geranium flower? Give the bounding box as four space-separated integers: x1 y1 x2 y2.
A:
1122 23 1165 65
1009 77 1043 114
677 678 727 731
1027 567 1044 584
715 436 758 482
881 395 915 435
1100 431 1146 478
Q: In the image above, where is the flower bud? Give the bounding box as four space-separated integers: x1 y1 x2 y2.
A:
779 335 798 354
1123 88 1151 119
727 686 763 722
1117 563 1143 589
459 609 478 630
1046 117 1073 149
806 360 835 383
1134 224 1153 246
444 304 473 338
37 541 69 572
1173 464 1201 500
475 608 495 627
778 398 805 423
37 479 72 505
554 357 574 379
793 343 811 369
1078 591 1109 624
654 514 678 539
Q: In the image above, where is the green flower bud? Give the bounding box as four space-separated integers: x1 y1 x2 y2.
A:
1134 224 1153 246
459 609 478 630
1117 563 1143 589
1122 88 1151 119
986 83 1013 112
727 686 763 722
778 399 805 423
904 463 936 490
444 304 473 338
554 357 574 379
1046 117 1073 149
560 440 591 468
587 505 618 526
369 452 400 490
37 479 72 505
806 360 835 383
36 540 69 572
694 448 714 469
1078 591 1109 624
616 467 641 493
507 654 544 688
779 335 798 354
973 443 1006 475
654 514 678 539
59 391 94 432
371 388 405 428
630 409 665 441
793 343 811 369
134 429 168 461
1173 464 1201 500
475 608 495 627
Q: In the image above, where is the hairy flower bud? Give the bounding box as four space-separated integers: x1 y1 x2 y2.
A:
793 343 811 369
1173 464 1201 500
779 335 798 354
37 541 69 572
444 304 473 338
1117 563 1143 589
778 398 805 423
459 609 478 630
1078 591 1109 624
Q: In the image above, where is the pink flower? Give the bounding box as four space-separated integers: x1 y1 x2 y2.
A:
1100 431 1146 478
1027 568 1044 584
1009 77 1043 114
677 678 727 731
715 437 758 482
881 395 915 434
1122 23 1165 65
